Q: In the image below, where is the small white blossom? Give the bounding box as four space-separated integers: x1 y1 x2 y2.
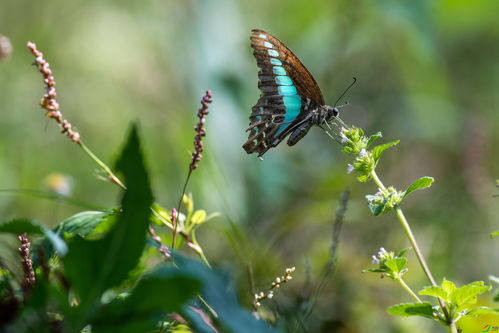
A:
267 291 274 299
359 148 368 158
347 164 354 174
371 255 380 265
339 129 348 144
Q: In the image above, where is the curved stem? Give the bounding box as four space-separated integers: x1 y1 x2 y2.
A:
370 170 454 327
397 277 422 303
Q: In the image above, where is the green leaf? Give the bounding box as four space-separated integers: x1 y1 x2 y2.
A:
175 254 278 333
385 257 407 275
452 281 491 308
491 230 499 238
0 219 67 255
441 278 457 296
55 211 114 238
397 247 411 257
403 177 434 199
367 132 383 148
64 124 154 325
362 268 386 273
191 210 207 225
372 140 400 162
387 302 436 319
90 266 201 333
463 306 499 317
419 286 448 301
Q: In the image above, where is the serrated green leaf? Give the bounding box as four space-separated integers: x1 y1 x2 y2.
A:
372 140 400 162
387 302 436 319
491 230 499 238
452 281 491 307
64 124 154 327
441 279 457 296
403 177 434 199
367 132 383 148
419 286 448 301
385 257 407 275
0 219 67 255
464 306 499 317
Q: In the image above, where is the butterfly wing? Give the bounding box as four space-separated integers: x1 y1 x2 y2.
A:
243 29 325 156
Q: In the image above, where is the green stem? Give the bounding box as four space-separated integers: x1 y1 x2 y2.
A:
370 170 454 327
78 141 126 189
397 277 422 303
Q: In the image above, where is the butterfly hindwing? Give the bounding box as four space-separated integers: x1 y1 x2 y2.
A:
243 29 325 156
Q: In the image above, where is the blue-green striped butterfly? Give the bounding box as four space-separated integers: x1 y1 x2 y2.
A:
243 29 341 157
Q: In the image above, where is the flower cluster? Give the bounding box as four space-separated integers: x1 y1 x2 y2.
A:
364 247 409 280
26 42 80 143
18 234 36 291
366 186 404 216
254 266 296 308
190 90 212 170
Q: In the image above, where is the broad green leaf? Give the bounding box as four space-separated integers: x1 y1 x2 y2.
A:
452 281 491 307
90 266 201 333
367 132 382 148
387 302 436 319
372 140 399 162
175 254 278 333
464 306 499 317
64 124 154 326
491 230 499 238
0 219 67 255
403 177 434 199
55 211 113 238
441 279 457 296
385 257 407 275
419 286 448 301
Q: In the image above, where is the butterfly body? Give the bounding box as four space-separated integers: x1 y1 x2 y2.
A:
243 29 339 157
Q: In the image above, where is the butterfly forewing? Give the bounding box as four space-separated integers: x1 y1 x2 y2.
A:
243 29 325 156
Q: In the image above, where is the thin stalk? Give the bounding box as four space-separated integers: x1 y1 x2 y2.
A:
370 170 455 329
397 277 422 303
172 169 193 248
78 141 125 189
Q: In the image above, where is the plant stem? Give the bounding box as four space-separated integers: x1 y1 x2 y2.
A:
78 141 126 189
370 170 455 328
172 169 193 249
397 277 422 303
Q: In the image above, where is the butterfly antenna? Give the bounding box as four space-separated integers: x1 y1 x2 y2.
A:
333 77 357 108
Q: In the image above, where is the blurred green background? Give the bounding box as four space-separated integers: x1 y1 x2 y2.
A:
1 0 498 331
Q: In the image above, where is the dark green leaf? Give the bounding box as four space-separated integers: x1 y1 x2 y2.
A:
90 266 201 333
403 177 434 199
174 254 278 333
64 124 154 325
0 219 67 255
372 140 399 162
387 302 436 319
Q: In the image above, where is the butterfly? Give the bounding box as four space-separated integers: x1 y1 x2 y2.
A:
243 29 348 157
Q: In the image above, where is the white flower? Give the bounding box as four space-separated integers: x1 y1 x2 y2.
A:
339 129 348 144
371 255 380 265
359 148 368 158
347 164 354 174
